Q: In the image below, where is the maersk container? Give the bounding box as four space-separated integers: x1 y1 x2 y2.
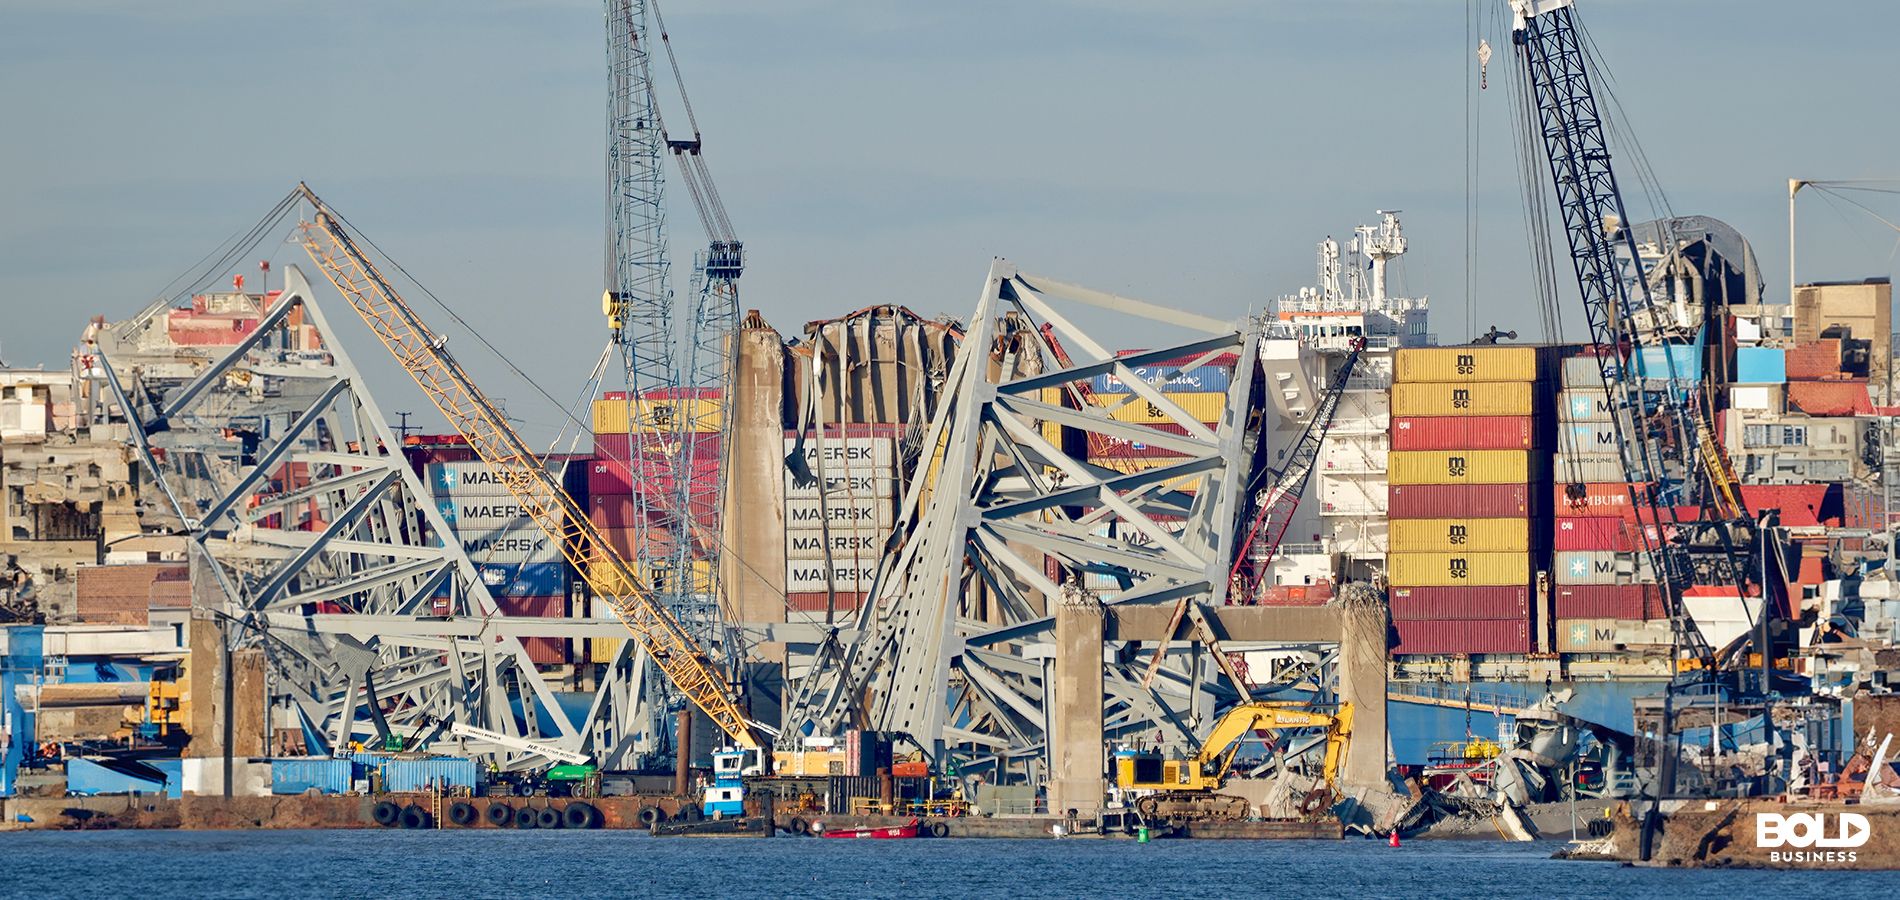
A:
1393 347 1543 384
1390 382 1535 417
271 757 354 795
1387 552 1529 587
381 757 481 794
1556 423 1620 455
1388 484 1534 519
1555 618 1673 653
1389 585 1530 621
1389 416 1537 451
1554 584 1664 620
1552 550 1657 586
1090 365 1232 395
1558 389 1614 423
1387 450 1535 486
1392 618 1531 655
1551 453 1626 484
1389 518 1530 553
1734 346 1786 384
1560 354 1619 389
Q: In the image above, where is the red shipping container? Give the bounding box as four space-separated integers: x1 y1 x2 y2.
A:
589 495 668 530
785 592 866 614
1388 585 1529 620
1387 483 1534 519
1739 484 1840 528
1087 422 1195 459
592 431 721 464
1258 584 1333 607
495 595 564 617
1783 339 1843 380
517 637 568 666
1392 618 1531 655
594 525 677 560
586 456 720 496
1552 516 1646 552
1785 380 1873 416
1554 483 1647 520
1389 416 1538 451
1553 584 1665 620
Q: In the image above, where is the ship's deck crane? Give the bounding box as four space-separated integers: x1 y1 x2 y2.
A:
293 184 763 753
1232 337 1365 598
1508 0 1761 675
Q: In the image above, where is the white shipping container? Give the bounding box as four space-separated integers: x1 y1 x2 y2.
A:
784 472 896 499
783 437 895 470
1553 550 1657 586
785 561 881 593
456 524 562 565
1558 389 1615 423
1556 423 1620 455
1562 356 1617 389
785 496 894 530
428 460 564 497
785 530 885 560
1551 453 1627 484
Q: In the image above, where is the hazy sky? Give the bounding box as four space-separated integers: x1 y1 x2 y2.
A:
4 1 1897 437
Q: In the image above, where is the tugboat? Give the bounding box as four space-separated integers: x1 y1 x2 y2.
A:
651 748 775 837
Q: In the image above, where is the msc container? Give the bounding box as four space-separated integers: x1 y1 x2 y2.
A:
1389 416 1538 451
1392 618 1532 655
1551 453 1627 484
1552 550 1656 585
271 757 354 795
1389 382 1536 417
1388 585 1530 620
1556 423 1621 456
1389 518 1531 553
469 562 567 598
1387 552 1529 587
381 757 481 793
1097 392 1228 426
1090 364 1232 395
1394 347 1543 383
1734 346 1787 384
1388 483 1534 519
592 397 724 435
1632 345 1702 384
1386 450 1535 486
1553 584 1665 620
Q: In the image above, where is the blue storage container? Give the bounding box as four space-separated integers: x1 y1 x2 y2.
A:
1632 345 1701 383
1090 364 1231 395
66 757 181 798
1735 346 1787 384
271 757 355 795
381 757 480 793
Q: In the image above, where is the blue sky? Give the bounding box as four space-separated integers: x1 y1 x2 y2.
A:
3 1 1896 434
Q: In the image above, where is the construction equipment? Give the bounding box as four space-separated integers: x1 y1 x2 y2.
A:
1233 336 1365 594
293 184 762 753
1114 701 1352 822
1508 0 1758 673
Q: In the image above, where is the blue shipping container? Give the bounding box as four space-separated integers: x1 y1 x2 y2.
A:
66 757 182 798
432 561 568 600
1090 365 1231 395
1632 345 1701 383
381 757 481 793
271 757 355 795
1735 346 1787 384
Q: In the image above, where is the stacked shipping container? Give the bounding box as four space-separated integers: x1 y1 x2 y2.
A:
425 459 569 665
1387 347 1550 654
782 425 899 615
1549 352 1671 653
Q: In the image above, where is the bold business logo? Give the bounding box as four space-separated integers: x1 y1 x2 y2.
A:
1447 455 1467 478
1454 353 1475 375
1756 812 1869 865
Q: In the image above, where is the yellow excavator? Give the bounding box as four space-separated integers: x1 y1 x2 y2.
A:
1113 701 1352 822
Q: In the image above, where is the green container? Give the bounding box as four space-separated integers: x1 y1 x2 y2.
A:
546 764 598 782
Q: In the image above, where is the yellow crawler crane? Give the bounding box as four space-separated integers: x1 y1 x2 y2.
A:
1114 701 1351 822
293 184 760 753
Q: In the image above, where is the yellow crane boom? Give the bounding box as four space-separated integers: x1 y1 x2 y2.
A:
292 184 759 750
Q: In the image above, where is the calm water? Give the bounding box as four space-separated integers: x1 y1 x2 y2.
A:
0 831 1886 898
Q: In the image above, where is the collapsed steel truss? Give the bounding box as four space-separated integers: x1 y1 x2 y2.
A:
100 267 651 770
783 260 1316 780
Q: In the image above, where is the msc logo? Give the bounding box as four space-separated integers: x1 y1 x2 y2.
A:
1451 388 1471 409
1757 812 1870 852
1447 456 1467 478
1448 557 1468 579
1455 353 1475 374
1447 524 1467 545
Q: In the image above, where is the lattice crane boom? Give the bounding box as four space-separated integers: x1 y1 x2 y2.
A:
294 184 760 750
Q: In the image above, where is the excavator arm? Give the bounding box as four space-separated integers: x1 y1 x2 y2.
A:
1193 701 1353 787
293 184 760 751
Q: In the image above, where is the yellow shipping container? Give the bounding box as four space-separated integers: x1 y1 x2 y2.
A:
1039 387 1226 426
1388 518 1531 553
592 398 723 434
1082 458 1206 493
1394 347 1542 383
585 559 714 597
1387 552 1529 587
1389 382 1535 417
1386 450 1535 485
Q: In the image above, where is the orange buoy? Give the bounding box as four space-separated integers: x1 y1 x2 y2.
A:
1388 830 1401 848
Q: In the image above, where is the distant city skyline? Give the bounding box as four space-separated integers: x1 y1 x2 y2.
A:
3 1 1896 437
